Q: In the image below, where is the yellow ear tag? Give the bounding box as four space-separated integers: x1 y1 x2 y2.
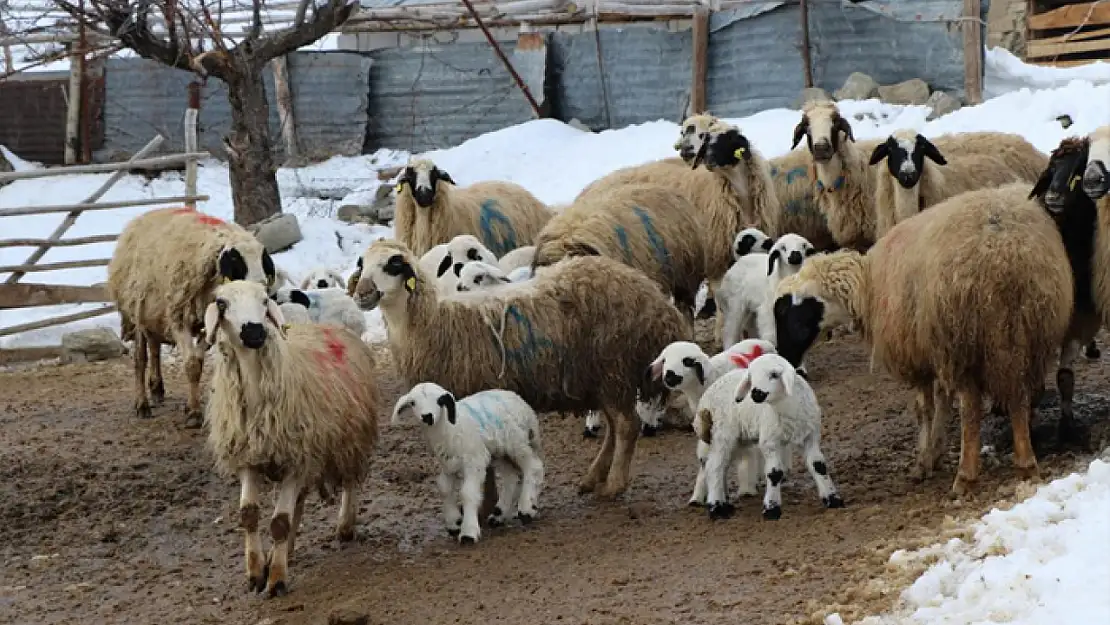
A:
673 140 682 150
281 323 291 333
221 276 230 285
734 147 746 159
396 181 406 192
1070 175 1080 191
405 276 417 292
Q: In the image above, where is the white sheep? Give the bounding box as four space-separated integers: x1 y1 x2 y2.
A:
272 286 367 338
456 260 511 292
732 227 774 261
648 338 775 506
699 352 844 520
299 267 346 290
278 301 312 325
498 245 536 274
392 382 545 544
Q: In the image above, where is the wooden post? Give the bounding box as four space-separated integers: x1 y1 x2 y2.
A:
270 56 300 159
963 0 984 104
64 43 83 165
799 0 814 88
185 83 201 209
691 7 709 115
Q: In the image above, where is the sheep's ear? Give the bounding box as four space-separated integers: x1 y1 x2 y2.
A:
203 300 224 345
833 115 855 143
791 116 809 149
690 360 705 385
438 393 457 424
391 395 414 425
918 136 946 165
266 298 287 338
781 366 797 396
290 289 311 309
734 370 753 403
217 246 248 282
767 249 781 276
497 275 511 283
567 241 600 258
805 247 819 257
435 168 456 186
1029 166 1053 200
648 354 665 381
436 254 453 277
868 142 890 166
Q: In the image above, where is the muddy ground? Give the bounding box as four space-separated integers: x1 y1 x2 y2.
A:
1 324 1107 625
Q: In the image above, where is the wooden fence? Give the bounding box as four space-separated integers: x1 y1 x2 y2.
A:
1026 0 1110 67
0 105 207 365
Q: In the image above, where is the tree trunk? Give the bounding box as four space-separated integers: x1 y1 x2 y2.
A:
225 63 282 227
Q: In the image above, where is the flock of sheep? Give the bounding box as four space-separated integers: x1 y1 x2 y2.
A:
101 101 1110 597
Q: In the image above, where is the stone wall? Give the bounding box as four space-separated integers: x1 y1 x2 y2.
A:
988 0 1028 57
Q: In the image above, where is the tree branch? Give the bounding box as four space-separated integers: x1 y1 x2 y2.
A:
249 0 263 39
252 0 354 64
294 0 312 27
56 0 197 74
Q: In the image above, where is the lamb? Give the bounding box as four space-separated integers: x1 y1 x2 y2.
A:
532 183 708 320
732 227 774 260
352 239 690 497
456 260 511 292
869 129 1048 237
497 245 536 274
299 267 346 290
698 352 844 520
771 182 1073 494
272 286 367 338
437 234 499 280
647 338 775 506
394 158 552 258
108 206 278 428
278 301 312 325
203 280 380 597
391 382 544 544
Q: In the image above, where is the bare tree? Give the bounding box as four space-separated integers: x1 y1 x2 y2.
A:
54 0 356 225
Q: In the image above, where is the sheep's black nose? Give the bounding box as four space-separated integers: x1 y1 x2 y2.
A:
240 322 267 349
317 279 329 288
413 187 435 207
811 141 833 161
750 388 768 403
897 172 917 188
663 370 683 388
788 251 803 265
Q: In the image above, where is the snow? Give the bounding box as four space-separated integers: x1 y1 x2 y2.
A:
2 46 1110 351
830 457 1110 625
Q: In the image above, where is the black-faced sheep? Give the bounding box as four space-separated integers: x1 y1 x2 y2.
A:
352 239 689 497
203 280 380 597
394 159 552 258
772 183 1073 495
108 206 277 428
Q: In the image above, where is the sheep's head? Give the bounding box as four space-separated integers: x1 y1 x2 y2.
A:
733 227 773 260
392 382 456 427
767 233 817 277
456 261 510 292
771 251 861 367
204 280 287 350
398 159 456 208
723 338 777 370
300 267 345 290
1083 125 1110 200
674 113 719 165
700 123 753 171
214 242 276 293
352 239 420 310
1030 136 1090 216
439 234 498 279
792 101 855 163
868 130 946 189
271 286 312 310
733 353 797 405
647 341 712 394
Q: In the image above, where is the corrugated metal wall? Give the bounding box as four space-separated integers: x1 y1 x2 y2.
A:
94 52 372 161
0 66 105 165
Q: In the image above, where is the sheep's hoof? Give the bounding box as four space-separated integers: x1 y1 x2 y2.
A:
265 580 288 598
336 527 355 542
516 512 534 525
761 504 782 520
640 423 659 437
148 381 165 405
1058 420 1092 451
459 535 477 546
707 502 734 520
1085 342 1101 359
822 494 845 509
487 507 505 527
182 411 203 429
688 499 705 508
135 403 153 420
582 427 600 439
248 574 266 594
577 480 596 494
950 475 976 497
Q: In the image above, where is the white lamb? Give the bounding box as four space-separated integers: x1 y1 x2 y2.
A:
277 301 312 325
456 260 511 292
272 286 367 338
299 267 345 290
649 338 774 506
700 352 844 520
391 382 545 545
732 227 774 260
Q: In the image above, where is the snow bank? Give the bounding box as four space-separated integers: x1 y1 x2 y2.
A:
984 47 1110 100
832 457 1110 625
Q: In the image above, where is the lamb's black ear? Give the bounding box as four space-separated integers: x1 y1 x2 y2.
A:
690 360 705 385
791 116 809 149
438 393 457 425
290 289 311 309
767 249 781 276
436 253 453 277
497 275 511 283
761 238 774 251
868 142 890 166
217 247 248 281
435 168 456 186
918 135 946 165
261 251 275 283
1029 166 1054 200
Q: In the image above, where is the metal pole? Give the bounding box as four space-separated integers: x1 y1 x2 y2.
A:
458 0 542 117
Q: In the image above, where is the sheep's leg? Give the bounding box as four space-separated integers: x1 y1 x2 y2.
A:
173 328 205 429
637 396 665 437
578 411 616 494
583 410 602 438
925 385 952 474
1085 339 1100 359
910 383 937 481
238 468 266 593
146 338 164 406
801 434 844 509
513 448 544 523
132 331 152 419
599 408 639 499
262 474 302 598
705 439 737 519
734 445 762 498
759 442 787 520
720 307 744 352
952 389 984 496
336 480 358 542
1007 388 1040 483
457 464 485 544
1056 339 1090 448
288 488 307 558
488 459 519 527
689 439 710 507
437 472 463 537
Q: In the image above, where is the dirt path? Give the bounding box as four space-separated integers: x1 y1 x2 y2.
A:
1 325 1106 625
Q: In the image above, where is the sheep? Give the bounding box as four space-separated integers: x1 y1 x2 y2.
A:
438 234 499 279
506 266 534 283
394 159 552 258
456 260 511 292
698 352 844 520
203 280 380 597
272 286 367 339
352 239 690 497
497 245 536 274
647 338 775 506
1084 124 1110 323
869 129 1048 237
391 382 544 544
771 182 1073 495
732 227 774 260
278 301 312 325
532 183 708 321
299 267 346 290
108 206 277 428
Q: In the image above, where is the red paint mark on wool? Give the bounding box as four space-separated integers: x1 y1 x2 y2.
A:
728 344 765 369
170 207 225 226
313 327 348 368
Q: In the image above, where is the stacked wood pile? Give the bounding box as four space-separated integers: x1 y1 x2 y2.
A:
1025 0 1110 67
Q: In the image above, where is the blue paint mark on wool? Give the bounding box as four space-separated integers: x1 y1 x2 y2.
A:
784 167 808 184
462 401 503 433
479 200 518 257
633 206 672 278
613 225 633 264
500 305 555 371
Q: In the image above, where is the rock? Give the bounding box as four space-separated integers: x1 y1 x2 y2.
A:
336 205 368 224
567 117 592 132
60 328 126 364
795 87 832 109
377 166 403 181
1057 114 1074 129
925 91 962 121
336 184 395 225
833 72 880 101
877 79 931 105
328 609 369 625
247 212 302 253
